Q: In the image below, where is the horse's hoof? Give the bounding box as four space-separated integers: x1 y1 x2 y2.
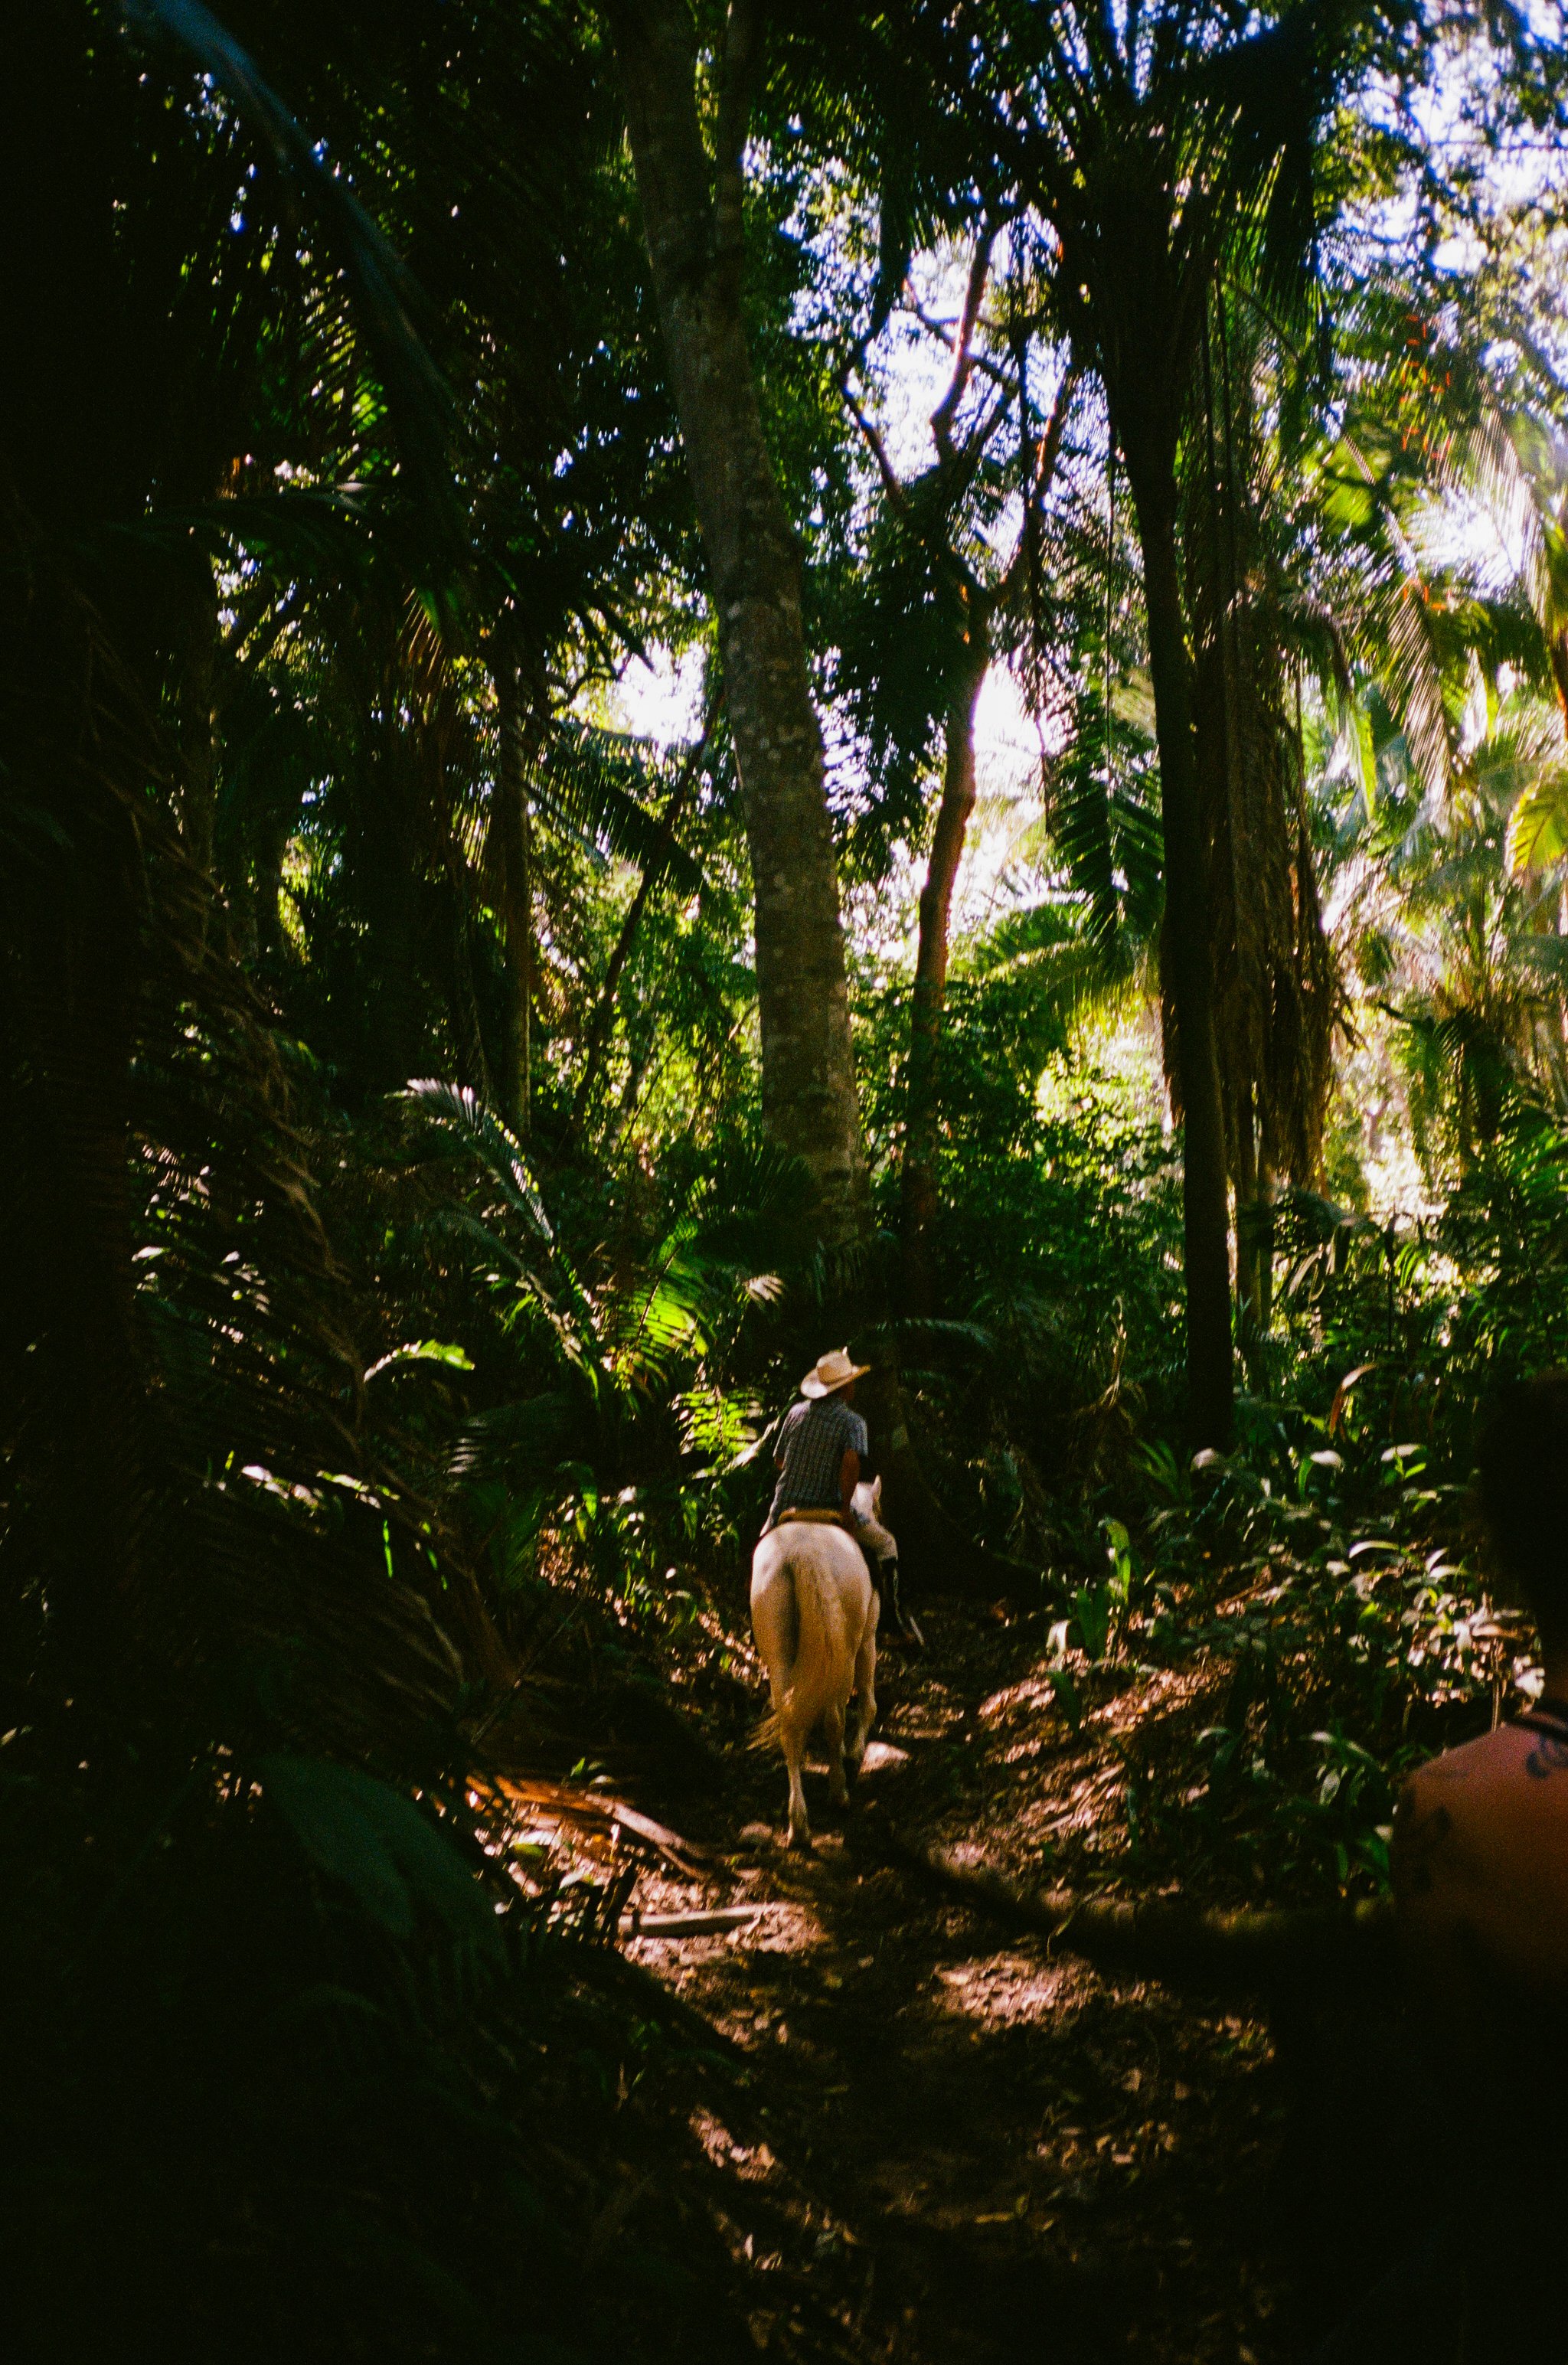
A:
787 1823 811 1851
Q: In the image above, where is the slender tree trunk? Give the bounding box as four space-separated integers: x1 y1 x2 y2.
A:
365 738 423 1096
900 632 987 1315
1255 1155 1275 1333
1232 1112 1276 1356
604 0 867 1249
492 648 539 1135
253 814 289 968
444 840 492 1102
1121 449 1235 1446
178 554 220 882
1233 1083 1258 1323
1233 1083 1274 1389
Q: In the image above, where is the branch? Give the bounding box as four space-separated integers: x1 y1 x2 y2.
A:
907 295 1042 401
998 364 1082 607
930 231 994 462
841 380 916 520
842 381 998 614
943 378 1016 513
862 1815 1396 1996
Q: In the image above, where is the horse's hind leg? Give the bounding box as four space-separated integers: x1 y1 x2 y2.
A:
846 1622 877 1777
782 1717 811 1850
824 1700 848 1812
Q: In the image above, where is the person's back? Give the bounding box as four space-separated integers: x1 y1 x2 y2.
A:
1317 1370 1568 2362
1396 1371 1568 2014
766 1353 869 1531
1396 1704 1568 2011
762 1348 917 1641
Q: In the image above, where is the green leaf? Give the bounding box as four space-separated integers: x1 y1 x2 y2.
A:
257 1756 501 1963
1047 1669 1083 1730
401 1081 554 1239
1505 768 1568 874
365 1341 476 1381
1071 1583 1112 1664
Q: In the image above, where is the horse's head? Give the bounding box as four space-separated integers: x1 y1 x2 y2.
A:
851 1476 897 1577
850 1473 883 1526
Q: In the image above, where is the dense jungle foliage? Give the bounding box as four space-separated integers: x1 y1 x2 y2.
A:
2 2 1566 2359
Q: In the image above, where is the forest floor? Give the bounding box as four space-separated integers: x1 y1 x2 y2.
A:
508 1583 1325 2364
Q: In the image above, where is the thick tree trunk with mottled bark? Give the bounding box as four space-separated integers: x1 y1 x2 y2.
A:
1121 449 1235 1447
900 639 987 1315
604 0 867 1248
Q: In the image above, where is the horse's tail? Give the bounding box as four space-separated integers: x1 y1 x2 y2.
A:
780 1554 837 1728
751 1542 846 1745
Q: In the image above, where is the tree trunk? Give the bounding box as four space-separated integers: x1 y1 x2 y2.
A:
444 840 492 1102
1233 1085 1275 1387
1233 1081 1259 1322
178 553 220 883
1121 451 1235 1447
492 648 539 1135
1253 1157 1276 1334
605 0 867 1249
365 742 423 1096
900 634 987 1316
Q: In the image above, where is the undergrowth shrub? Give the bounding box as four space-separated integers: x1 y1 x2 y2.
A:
0 1717 761 2365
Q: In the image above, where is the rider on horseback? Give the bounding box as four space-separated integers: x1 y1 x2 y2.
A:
766 1350 916 1638
767 1349 869 1527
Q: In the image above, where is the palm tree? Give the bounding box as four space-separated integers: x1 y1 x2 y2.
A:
191 2 696 1135
1182 295 1341 1341
1308 371 1568 1162
932 0 1418 1443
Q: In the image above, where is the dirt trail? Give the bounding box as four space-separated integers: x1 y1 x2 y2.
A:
622 1599 1295 2363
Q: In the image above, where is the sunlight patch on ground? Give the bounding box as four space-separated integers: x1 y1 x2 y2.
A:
930 1949 1081 2027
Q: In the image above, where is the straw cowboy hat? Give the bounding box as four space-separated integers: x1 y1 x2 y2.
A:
799 1347 871 1399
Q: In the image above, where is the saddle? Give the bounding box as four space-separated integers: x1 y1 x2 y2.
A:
771 1506 921 1645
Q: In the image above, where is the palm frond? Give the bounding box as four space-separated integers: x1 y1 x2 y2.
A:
125 0 462 567
1506 766 1568 875
398 1080 553 1238
533 720 703 889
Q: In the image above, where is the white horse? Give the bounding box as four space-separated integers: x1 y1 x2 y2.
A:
750 1478 893 1848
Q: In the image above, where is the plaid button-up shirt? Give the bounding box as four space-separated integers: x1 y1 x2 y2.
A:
767 1395 867 1527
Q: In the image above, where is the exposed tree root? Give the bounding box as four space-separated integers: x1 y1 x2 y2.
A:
859 1808 1396 1996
